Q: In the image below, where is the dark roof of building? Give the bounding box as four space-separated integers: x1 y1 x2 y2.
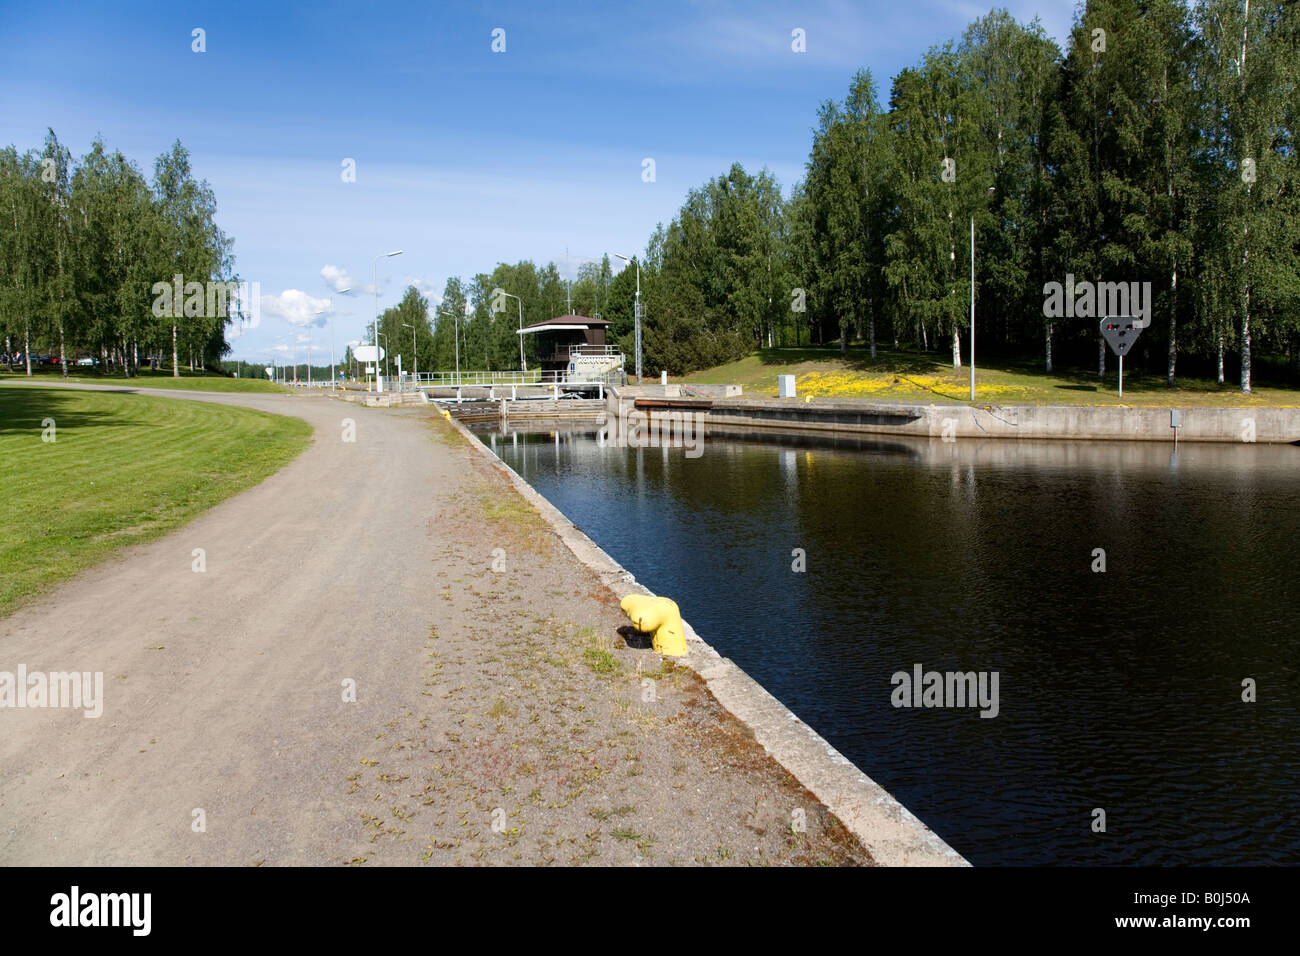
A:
520 314 609 332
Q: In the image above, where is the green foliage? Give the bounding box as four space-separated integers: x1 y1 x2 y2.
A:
636 163 791 373
0 132 236 376
1191 0 1300 391
12 2 1297 392
371 285 435 379
636 1 1300 388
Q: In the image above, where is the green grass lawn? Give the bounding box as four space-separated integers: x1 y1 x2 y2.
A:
679 347 1300 407
0 366 285 393
0 385 312 616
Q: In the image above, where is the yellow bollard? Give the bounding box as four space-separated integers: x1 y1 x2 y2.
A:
620 594 687 657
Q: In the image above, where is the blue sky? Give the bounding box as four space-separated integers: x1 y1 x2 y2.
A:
0 0 1076 365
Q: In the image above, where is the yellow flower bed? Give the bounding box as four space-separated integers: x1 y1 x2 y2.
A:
794 370 1029 401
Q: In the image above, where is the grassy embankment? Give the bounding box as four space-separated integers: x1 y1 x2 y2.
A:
679 347 1300 407
0 366 284 393
0 385 311 615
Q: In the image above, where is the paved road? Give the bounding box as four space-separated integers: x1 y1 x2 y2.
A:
0 385 452 864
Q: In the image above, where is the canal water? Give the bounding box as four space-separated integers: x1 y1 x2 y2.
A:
473 424 1300 866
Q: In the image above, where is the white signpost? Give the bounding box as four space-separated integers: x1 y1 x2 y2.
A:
355 346 384 391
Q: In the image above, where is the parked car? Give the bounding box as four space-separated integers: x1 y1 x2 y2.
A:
76 356 97 366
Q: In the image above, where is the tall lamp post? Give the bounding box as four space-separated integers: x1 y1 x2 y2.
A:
274 333 291 385
371 250 403 392
613 253 641 384
970 186 995 402
438 309 460 383
497 290 526 371
376 331 388 387
319 285 352 391
402 322 418 385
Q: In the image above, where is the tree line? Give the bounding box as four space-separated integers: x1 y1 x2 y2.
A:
0 130 236 376
619 0 1299 393
14 2 1293 394
349 257 623 378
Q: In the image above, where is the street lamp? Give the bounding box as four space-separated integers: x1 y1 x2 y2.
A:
371 250 403 392
496 290 526 371
312 309 324 388
402 322 418 387
274 333 292 385
613 253 641 384
319 285 352 391
970 186 995 402
438 309 460 382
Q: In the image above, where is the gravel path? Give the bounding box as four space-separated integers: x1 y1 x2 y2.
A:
0 383 871 866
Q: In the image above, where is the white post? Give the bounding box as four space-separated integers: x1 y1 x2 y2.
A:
371 251 402 393
373 257 381 393
969 214 975 402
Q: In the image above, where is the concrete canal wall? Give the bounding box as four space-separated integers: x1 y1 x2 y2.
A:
703 396 1300 444
446 411 968 867
439 382 1299 444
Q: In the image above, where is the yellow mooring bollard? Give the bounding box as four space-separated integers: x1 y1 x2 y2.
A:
619 594 687 656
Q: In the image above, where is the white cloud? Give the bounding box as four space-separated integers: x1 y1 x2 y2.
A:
321 265 354 293
403 275 440 298
261 289 332 327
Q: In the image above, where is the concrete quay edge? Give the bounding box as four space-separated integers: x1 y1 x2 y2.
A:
442 411 969 867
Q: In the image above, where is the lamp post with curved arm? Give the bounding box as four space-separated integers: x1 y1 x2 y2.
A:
402 322 417 385
438 309 460 382
319 285 352 391
371 250 402 392
495 290 526 372
970 186 995 402
613 253 641 384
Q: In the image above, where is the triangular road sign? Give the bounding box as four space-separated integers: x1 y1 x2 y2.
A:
1101 317 1143 356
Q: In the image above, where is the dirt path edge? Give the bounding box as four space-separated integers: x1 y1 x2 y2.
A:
444 412 970 867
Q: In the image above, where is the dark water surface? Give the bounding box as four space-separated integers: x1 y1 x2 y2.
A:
474 424 1300 865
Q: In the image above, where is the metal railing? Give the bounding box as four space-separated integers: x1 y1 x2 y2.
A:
409 366 627 388
416 370 547 387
